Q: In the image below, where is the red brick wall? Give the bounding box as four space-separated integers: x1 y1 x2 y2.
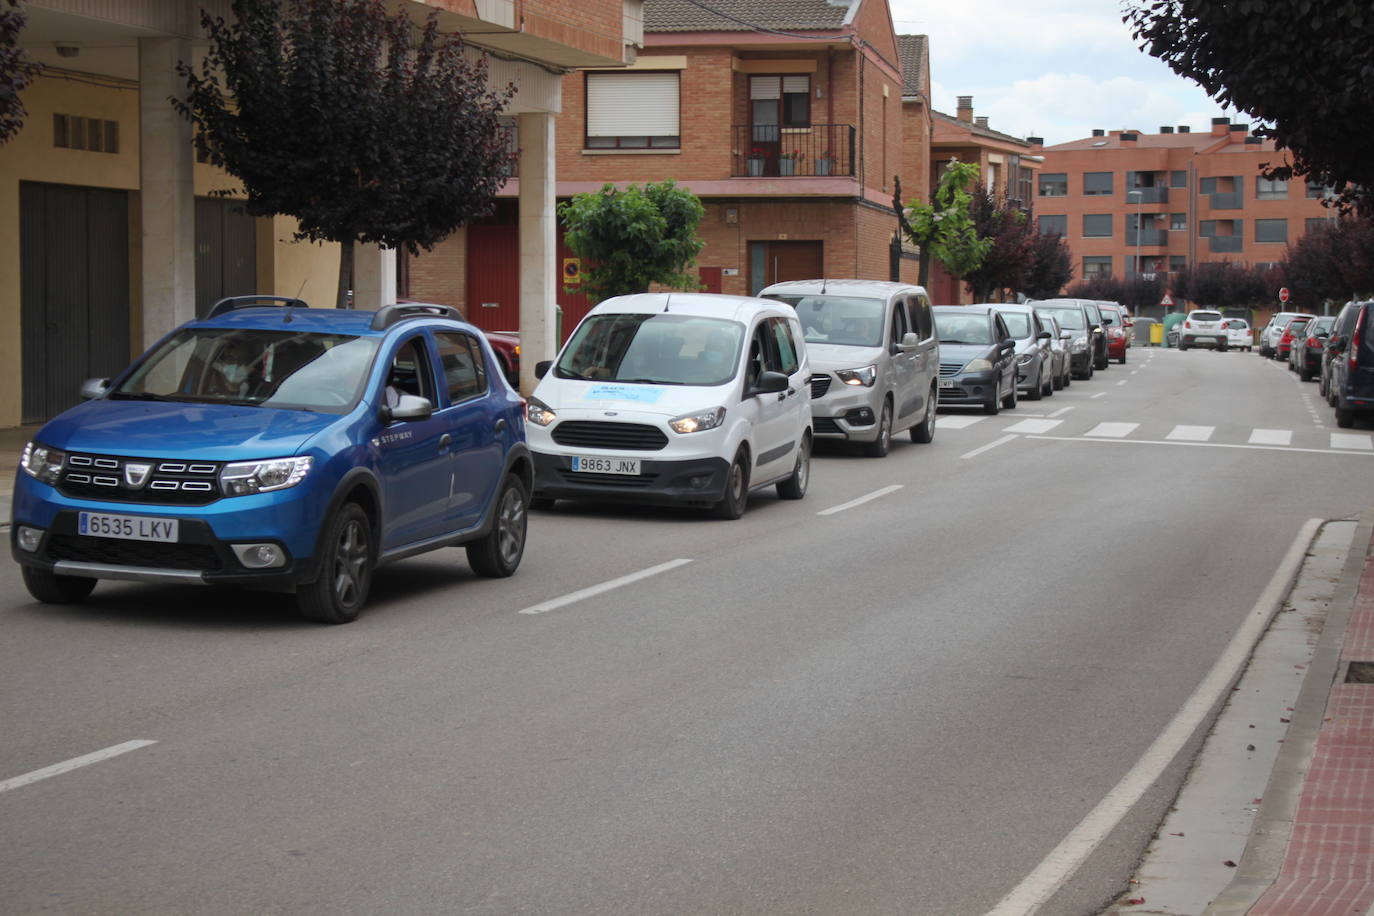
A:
408 229 468 314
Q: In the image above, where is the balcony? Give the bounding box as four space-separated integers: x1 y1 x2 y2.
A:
1209 236 1243 252
1127 186 1169 204
1126 229 1169 246
732 124 856 178
1209 191 1242 209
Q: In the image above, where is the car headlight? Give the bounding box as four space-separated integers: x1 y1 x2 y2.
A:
20 441 66 485
526 397 556 427
220 456 313 496
835 365 877 387
1016 352 1035 364
962 358 993 372
669 406 726 434
1071 336 1088 352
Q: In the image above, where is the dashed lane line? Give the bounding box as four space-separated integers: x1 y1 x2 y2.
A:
518 559 694 615
0 740 158 795
816 484 904 516
960 434 1018 460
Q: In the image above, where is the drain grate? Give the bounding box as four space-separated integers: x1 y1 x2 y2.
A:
1346 661 1374 683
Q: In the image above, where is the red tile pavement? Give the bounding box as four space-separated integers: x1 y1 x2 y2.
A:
1249 527 1374 916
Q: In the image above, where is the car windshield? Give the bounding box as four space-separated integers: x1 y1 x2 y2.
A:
111 327 380 413
999 312 1033 339
554 313 745 386
768 295 885 347
934 311 993 345
1038 307 1086 330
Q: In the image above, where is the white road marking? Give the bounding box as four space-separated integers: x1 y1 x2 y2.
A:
1090 392 1107 399
1084 422 1138 438
1249 428 1293 446
816 484 904 516
1027 434 1374 457
1330 432 1373 451
0 740 157 795
936 415 986 429
987 519 1324 916
1003 419 1063 435
518 559 694 615
1115 380 1127 387
1166 425 1215 442
1048 406 1074 418
960 434 1017 459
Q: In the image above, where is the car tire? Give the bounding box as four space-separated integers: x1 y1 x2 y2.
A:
982 392 1000 415
713 448 750 519
1335 407 1356 429
1118 352 1127 364
1002 376 1018 409
776 434 810 500
1025 369 1042 400
467 474 529 578
297 503 373 624
1042 371 1054 398
1300 365 1314 381
21 565 96 605
1052 367 1064 391
864 399 893 457
910 387 936 443
530 496 556 511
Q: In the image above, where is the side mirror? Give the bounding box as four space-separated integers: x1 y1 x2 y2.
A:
1091 325 1104 335
898 331 919 352
535 360 552 379
80 378 110 400
1036 331 1052 341
754 370 789 394
1000 338 1016 353
1060 331 1073 341
383 394 433 423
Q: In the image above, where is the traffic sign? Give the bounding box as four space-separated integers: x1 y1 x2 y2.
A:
1160 293 1174 307
1279 286 1290 303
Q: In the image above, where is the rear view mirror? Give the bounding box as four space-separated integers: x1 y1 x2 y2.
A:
535 360 552 379
899 331 919 352
754 370 789 394
1036 331 1052 341
384 394 433 423
80 378 110 400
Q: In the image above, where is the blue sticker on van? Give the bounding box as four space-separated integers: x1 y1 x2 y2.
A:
583 385 665 404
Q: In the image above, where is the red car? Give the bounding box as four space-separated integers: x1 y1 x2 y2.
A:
1275 316 1311 362
483 330 521 388
1098 303 1130 364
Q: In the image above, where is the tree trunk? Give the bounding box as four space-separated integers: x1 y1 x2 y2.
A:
336 238 354 309
918 249 931 289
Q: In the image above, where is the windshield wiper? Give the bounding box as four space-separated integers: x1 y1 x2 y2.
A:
108 391 181 402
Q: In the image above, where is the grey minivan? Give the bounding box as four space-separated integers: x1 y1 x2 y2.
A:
761 280 939 457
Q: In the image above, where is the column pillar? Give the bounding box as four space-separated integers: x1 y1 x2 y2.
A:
518 111 557 396
138 37 196 346
353 244 397 310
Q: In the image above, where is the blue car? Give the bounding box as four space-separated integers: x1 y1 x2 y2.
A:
10 298 532 623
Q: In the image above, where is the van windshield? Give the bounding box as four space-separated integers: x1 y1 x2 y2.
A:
766 295 885 347
554 313 745 386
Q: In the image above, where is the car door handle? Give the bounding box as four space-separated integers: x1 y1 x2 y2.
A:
439 433 452 450
494 418 507 433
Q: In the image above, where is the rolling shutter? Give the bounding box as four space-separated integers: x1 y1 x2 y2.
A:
586 72 679 138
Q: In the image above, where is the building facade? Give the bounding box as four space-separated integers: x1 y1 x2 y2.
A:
1034 118 1337 303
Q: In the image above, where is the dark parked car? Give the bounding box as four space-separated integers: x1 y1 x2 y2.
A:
1325 300 1374 428
933 305 1018 414
1290 315 1334 380
1033 299 1097 380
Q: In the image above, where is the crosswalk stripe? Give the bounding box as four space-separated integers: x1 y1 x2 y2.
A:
1085 422 1138 438
936 415 986 429
1330 432 1373 451
1166 425 1215 442
1003 418 1063 434
1249 428 1293 446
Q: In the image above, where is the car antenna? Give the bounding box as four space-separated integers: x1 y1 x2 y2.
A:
821 278 828 294
284 279 307 323
664 294 671 313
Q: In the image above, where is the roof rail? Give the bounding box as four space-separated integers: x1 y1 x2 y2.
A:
207 295 309 318
370 302 462 331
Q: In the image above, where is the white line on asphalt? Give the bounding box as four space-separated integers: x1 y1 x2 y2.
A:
1166 425 1215 442
1090 392 1107 399
960 434 1017 459
936 415 987 430
816 484 904 516
1115 380 1128 387
518 559 694 615
1330 432 1373 451
1048 406 1075 418
1026 434 1374 457
1249 428 1293 446
987 518 1323 916
0 740 157 795
1084 422 1138 438
1003 419 1063 435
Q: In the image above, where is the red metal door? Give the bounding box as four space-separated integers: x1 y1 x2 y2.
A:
465 224 520 331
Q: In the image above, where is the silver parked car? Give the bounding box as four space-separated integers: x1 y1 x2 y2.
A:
1038 312 1072 390
761 279 939 457
991 303 1055 400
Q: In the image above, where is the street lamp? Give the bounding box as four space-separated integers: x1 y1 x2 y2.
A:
1127 189 1143 281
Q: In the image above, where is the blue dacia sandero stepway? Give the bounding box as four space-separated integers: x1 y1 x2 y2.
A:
10 297 532 623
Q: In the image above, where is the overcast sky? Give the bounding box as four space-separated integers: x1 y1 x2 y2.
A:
888 0 1239 145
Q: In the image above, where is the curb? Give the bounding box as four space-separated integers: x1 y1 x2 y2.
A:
1204 508 1374 914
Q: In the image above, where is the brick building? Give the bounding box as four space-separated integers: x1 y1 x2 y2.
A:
410 0 928 341
1033 118 1337 309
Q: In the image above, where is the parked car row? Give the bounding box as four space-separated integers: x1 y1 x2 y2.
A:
1280 300 1374 429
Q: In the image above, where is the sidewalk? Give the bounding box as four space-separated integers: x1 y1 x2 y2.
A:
1206 509 1374 916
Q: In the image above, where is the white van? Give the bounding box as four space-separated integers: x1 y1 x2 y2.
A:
527 293 812 519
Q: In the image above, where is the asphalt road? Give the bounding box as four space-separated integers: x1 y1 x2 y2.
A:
4 347 1373 915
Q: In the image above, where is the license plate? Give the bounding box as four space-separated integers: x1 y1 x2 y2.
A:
938 379 954 389
570 456 641 475
78 512 179 542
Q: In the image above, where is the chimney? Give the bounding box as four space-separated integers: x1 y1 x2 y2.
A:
975 116 989 129
957 96 974 123
1244 136 1262 146
1092 129 1105 137
1026 136 1044 147
1121 132 1139 143
1211 116 1231 136
1178 125 1191 133
1160 126 1175 134
1229 123 1249 136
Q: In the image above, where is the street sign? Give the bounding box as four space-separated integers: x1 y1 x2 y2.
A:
1160 293 1174 307
1279 287 1290 303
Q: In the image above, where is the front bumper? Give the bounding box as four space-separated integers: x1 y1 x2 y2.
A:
809 381 882 441
937 371 998 406
532 452 732 506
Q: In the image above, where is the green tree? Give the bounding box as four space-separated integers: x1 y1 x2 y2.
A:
176 0 516 308
558 180 706 301
1020 228 1074 299
0 0 36 144
1124 0 1374 214
895 160 992 288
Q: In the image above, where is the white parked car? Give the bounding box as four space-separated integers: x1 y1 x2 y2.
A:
759 279 939 456
1259 312 1315 357
527 293 812 519
1225 317 1253 351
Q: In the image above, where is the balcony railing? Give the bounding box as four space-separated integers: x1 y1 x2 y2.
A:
1209 236 1243 252
1126 229 1169 246
732 124 856 178
1209 191 1242 209
1127 186 1169 203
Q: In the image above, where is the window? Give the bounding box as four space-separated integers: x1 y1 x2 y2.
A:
1083 172 1113 196
1038 173 1067 197
434 332 488 403
1082 213 1112 237
907 295 934 340
1083 256 1112 277
1170 170 1188 188
1038 214 1067 236
585 71 680 149
1306 217 1336 234
1255 176 1288 200
749 75 811 132
1254 218 1288 243
1199 220 1217 237
385 337 435 406
54 114 119 154
889 299 909 348
1170 255 1187 272
1306 181 1336 199
768 317 800 375
1170 212 1186 230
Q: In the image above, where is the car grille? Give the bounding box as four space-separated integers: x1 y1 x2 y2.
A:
47 534 222 571
809 374 832 398
813 417 843 435
57 453 223 505
554 469 654 488
939 362 963 378
550 421 668 451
